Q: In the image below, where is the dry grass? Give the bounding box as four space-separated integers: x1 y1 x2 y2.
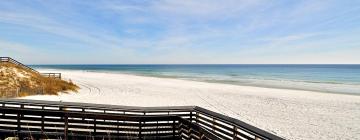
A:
36 76 78 95
0 62 79 98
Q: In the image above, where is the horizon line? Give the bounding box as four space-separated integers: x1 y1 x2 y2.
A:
29 63 360 65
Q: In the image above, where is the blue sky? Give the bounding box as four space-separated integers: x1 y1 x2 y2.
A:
0 0 360 64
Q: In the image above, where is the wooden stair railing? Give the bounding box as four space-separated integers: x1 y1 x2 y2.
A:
0 57 61 79
0 57 39 74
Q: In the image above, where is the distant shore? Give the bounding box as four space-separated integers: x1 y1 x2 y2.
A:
21 69 360 140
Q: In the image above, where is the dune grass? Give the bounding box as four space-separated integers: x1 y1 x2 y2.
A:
0 62 79 98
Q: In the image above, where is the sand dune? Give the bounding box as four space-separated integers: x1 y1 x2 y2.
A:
21 70 360 140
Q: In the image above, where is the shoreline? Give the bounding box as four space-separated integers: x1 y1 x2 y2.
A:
21 69 360 140
35 68 360 96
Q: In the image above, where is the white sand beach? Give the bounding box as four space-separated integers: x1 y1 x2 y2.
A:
22 70 360 140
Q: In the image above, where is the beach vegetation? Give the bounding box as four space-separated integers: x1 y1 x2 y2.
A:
0 62 79 98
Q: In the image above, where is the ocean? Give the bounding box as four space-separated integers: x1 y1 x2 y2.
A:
31 64 360 95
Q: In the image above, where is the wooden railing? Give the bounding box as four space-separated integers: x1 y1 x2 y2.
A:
0 57 39 74
0 99 284 140
0 57 61 79
41 73 62 79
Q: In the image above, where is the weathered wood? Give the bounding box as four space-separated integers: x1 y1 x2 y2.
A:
0 57 39 74
0 99 284 140
40 73 62 79
1 57 62 79
64 116 68 140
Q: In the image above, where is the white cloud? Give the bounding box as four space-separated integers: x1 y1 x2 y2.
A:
0 39 49 64
0 0 359 64
0 39 32 54
150 0 263 19
0 11 121 49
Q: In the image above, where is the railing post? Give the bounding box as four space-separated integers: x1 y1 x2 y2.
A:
17 110 21 132
188 124 193 140
64 116 68 140
233 126 237 140
82 108 85 121
190 111 193 122
16 104 23 140
117 120 119 135
20 104 24 117
212 118 215 132
139 121 143 139
2 103 4 116
104 110 106 122
173 120 176 138
195 112 199 124
156 121 159 137
59 106 63 120
94 118 97 136
41 106 45 131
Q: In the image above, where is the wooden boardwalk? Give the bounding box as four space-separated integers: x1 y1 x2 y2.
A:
0 57 61 79
0 99 283 140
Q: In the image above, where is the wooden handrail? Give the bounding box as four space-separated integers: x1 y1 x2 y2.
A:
1 57 61 79
0 99 284 140
194 106 282 140
0 57 39 73
40 73 62 79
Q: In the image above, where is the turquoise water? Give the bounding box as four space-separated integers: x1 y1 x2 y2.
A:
32 65 360 95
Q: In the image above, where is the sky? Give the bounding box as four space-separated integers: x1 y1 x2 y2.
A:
0 0 360 64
